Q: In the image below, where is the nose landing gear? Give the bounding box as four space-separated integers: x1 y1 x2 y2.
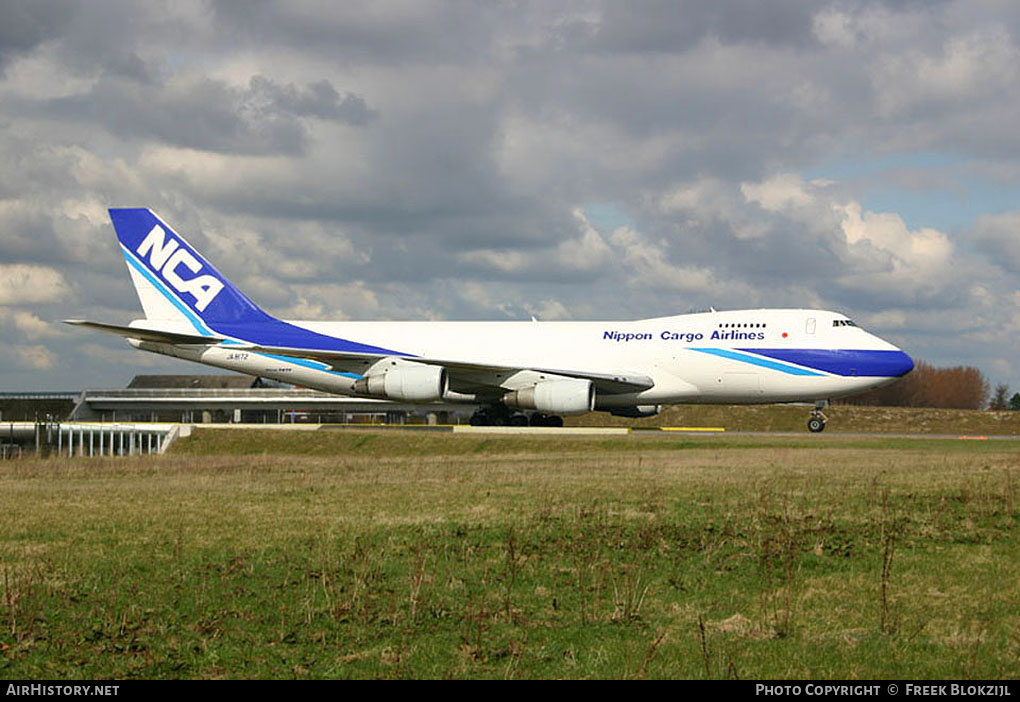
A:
807 402 828 433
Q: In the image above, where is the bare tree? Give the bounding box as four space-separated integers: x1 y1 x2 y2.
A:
990 384 1010 411
840 361 990 410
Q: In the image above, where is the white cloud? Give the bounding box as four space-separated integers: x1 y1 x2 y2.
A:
457 248 532 273
457 207 612 275
812 10 857 50
657 178 726 214
283 281 380 320
731 172 959 298
525 299 570 321
838 202 953 271
741 173 814 213
0 310 63 340
561 209 612 270
0 342 58 371
861 309 908 331
0 264 70 305
873 27 1019 116
138 146 297 200
608 226 718 294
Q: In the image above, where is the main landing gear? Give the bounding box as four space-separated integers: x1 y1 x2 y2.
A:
807 401 828 433
468 404 564 427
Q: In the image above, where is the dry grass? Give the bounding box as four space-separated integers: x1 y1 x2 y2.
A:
569 403 1020 434
0 431 1017 678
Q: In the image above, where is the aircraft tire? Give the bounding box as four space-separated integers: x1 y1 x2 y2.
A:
530 414 564 427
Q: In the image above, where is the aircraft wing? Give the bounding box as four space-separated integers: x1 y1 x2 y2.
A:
65 320 654 394
244 343 655 394
420 357 652 394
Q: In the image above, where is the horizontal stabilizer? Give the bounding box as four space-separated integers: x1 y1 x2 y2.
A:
63 320 226 345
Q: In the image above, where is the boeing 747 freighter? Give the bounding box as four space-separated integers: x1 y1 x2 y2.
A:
67 209 914 431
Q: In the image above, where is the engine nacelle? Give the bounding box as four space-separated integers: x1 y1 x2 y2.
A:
353 362 447 402
503 378 595 415
609 404 662 418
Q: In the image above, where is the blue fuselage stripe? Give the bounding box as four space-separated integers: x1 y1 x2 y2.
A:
737 348 914 378
255 352 361 379
690 348 824 376
691 347 912 378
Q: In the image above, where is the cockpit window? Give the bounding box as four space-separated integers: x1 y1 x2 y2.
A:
833 319 857 327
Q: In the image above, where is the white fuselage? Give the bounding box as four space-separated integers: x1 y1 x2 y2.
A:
135 308 907 408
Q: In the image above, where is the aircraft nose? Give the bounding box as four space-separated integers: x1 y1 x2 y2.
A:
854 348 915 377
889 349 914 377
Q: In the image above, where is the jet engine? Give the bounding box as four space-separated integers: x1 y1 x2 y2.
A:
503 378 595 415
353 360 447 402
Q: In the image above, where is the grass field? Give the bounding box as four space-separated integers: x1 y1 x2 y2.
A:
1 429 1018 679
569 403 1020 435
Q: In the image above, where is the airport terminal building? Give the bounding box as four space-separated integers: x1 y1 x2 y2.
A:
1 374 468 426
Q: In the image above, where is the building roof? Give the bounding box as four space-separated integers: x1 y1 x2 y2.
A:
127 374 263 390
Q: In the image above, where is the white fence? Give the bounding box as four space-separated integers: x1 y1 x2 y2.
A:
2 421 187 458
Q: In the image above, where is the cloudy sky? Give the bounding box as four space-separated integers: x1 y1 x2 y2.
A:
0 0 1018 394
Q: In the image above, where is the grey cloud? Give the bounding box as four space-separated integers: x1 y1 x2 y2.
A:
0 1 1017 391
209 0 504 64
250 77 376 125
970 211 1020 272
0 0 72 73
101 53 159 84
33 72 375 156
577 0 819 54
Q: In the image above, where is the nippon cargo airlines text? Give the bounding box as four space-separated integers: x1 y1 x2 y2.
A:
603 329 765 342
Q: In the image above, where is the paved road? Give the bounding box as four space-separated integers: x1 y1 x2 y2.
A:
630 429 1020 440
